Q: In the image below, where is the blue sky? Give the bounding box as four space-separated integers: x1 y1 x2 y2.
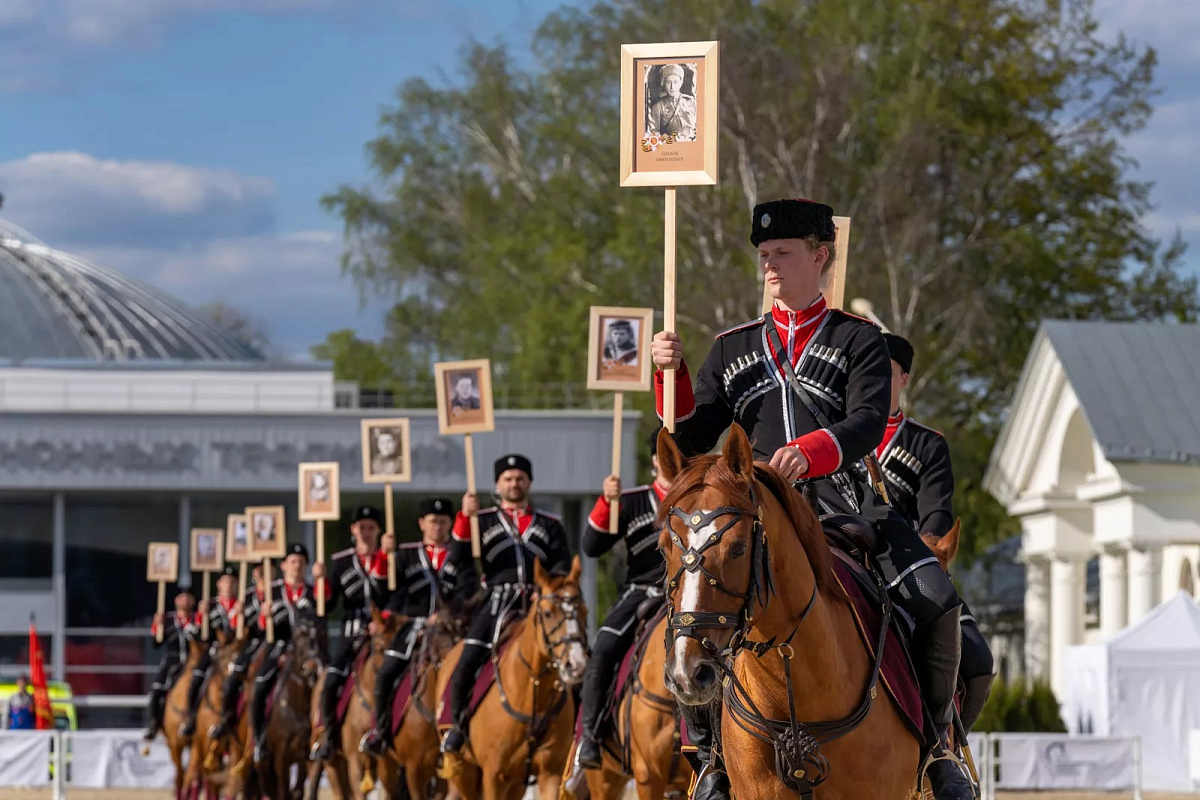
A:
0 0 1197 358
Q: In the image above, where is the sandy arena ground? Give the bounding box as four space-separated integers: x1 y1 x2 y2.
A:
0 792 1189 800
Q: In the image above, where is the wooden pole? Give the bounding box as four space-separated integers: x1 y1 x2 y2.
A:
464 433 481 559
825 216 852 310
236 561 248 640
264 558 275 644
316 519 326 617
662 187 678 432
609 392 623 534
155 581 166 644
200 571 211 641
385 483 396 591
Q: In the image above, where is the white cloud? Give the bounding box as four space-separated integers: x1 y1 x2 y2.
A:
1095 0 1200 65
0 151 276 248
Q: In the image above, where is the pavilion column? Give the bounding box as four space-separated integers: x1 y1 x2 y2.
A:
1023 555 1052 684
1127 545 1162 624
1050 555 1086 696
1099 546 1128 637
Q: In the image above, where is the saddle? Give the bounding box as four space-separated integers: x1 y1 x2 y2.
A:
336 644 372 726
435 608 526 729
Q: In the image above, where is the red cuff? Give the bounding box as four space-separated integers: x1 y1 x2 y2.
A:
381 610 392 620
791 429 843 478
452 512 472 543
588 496 611 531
654 362 695 422
150 622 159 637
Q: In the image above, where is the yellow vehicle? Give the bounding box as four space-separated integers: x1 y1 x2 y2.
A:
0 681 78 731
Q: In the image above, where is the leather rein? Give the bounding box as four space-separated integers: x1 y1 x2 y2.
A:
664 481 893 798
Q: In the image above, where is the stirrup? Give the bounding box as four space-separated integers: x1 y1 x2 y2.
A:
359 728 389 756
309 726 334 762
921 746 977 800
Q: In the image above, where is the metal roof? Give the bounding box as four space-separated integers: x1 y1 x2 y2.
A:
0 219 261 363
1041 320 1200 465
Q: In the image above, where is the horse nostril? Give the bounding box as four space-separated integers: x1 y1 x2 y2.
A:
691 661 717 690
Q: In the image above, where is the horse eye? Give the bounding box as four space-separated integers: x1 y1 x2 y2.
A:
730 542 748 558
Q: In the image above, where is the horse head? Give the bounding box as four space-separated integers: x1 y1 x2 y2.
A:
292 619 326 682
658 424 835 706
531 555 589 687
369 605 405 656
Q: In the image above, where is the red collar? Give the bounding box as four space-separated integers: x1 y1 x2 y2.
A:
652 479 669 501
501 504 531 518
771 296 828 330
888 410 904 425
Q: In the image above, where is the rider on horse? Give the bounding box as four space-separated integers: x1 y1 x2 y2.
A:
209 564 268 741
310 504 392 761
439 454 573 755
575 428 671 769
251 544 322 764
143 586 200 742
879 333 996 793
360 497 478 756
650 198 970 800
179 565 240 740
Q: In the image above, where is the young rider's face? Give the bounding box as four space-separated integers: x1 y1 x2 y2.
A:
758 238 828 308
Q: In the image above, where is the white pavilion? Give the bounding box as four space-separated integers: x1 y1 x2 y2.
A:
985 320 1200 694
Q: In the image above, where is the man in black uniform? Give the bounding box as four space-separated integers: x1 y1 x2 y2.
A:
879 333 996 792
651 199 969 800
360 498 477 756
251 544 319 763
439 454 573 755
209 564 269 740
309 504 391 761
576 429 670 769
179 566 240 740
143 587 200 742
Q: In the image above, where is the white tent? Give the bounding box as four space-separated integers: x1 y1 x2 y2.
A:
1061 591 1200 790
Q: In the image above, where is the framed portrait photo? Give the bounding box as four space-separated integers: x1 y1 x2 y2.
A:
226 514 250 562
146 542 179 583
433 359 495 436
298 461 341 520
190 528 224 573
586 306 654 392
619 41 719 187
245 505 286 560
361 418 412 484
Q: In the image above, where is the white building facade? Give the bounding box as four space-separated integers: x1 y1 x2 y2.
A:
985 321 1200 694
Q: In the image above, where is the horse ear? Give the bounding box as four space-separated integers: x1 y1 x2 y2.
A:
656 428 686 482
722 424 755 482
940 519 961 565
533 557 548 588
567 555 582 585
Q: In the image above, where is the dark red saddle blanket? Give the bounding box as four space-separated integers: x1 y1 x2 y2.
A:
832 557 925 739
387 670 415 736
336 645 372 725
436 637 516 729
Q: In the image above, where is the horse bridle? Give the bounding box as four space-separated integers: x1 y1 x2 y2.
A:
665 486 815 658
532 590 588 673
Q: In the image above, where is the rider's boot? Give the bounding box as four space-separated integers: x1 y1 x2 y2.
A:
250 676 271 764
960 672 994 733
576 654 611 769
178 665 207 739
680 702 729 800
309 671 344 761
361 656 405 756
142 686 166 742
916 606 973 800
209 670 242 740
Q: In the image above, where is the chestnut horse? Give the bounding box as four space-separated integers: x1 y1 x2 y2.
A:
436 556 589 800
581 611 692 800
162 638 206 800
182 632 239 800
378 604 472 800
657 425 921 800
310 609 404 800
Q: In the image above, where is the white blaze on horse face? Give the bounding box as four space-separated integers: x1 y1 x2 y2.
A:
671 517 719 689
563 607 588 677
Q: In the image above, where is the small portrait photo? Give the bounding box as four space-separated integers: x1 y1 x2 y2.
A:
298 462 341 520
190 528 224 572
433 359 495 435
226 514 249 562
146 542 179 583
586 306 654 391
361 418 412 484
245 505 287 559
644 62 698 142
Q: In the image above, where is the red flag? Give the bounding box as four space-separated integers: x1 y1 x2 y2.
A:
28 622 54 731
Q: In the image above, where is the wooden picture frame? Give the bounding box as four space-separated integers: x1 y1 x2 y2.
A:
190 528 224 572
433 359 495 435
147 542 179 583
586 306 654 391
226 514 250 562
298 461 341 520
619 41 719 187
361 418 413 484
245 505 287 560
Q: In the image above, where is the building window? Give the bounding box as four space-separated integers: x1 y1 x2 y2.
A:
0 496 53 579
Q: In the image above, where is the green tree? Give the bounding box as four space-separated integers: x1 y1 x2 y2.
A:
320 0 1197 556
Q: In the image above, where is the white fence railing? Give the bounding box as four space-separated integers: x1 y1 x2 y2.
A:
0 729 1145 797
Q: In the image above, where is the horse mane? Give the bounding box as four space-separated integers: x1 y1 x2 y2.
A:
659 455 839 598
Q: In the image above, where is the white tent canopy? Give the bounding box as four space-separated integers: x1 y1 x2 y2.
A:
1062 591 1200 790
